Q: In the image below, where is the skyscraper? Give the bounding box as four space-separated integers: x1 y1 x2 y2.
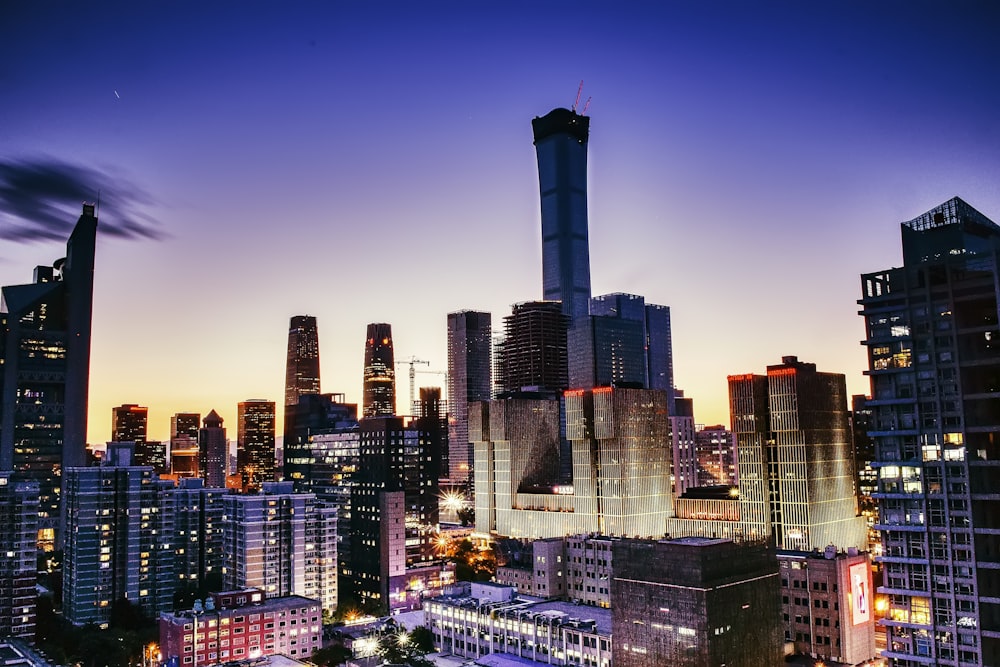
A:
284 315 321 408
0 203 97 550
533 107 592 321
170 412 201 479
362 323 395 417
446 310 492 483
237 399 276 492
496 301 568 394
112 403 148 442
199 410 228 488
859 197 1000 665
0 471 38 638
730 357 866 551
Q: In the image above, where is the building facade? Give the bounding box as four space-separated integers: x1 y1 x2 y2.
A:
694 424 738 487
495 534 617 609
362 323 395 417
198 410 228 488
169 478 231 595
283 315 321 409
859 197 1000 665
236 399 276 492
534 107 592 322
0 472 38 638
611 537 783 667
0 203 97 549
158 590 322 667
446 310 492 483
496 301 568 395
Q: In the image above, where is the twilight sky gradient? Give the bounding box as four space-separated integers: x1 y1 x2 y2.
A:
2 2 999 444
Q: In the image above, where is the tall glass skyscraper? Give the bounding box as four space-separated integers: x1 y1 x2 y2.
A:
284 315 321 409
237 399 276 492
0 203 97 550
363 323 396 417
533 108 592 321
446 310 492 483
860 197 1000 666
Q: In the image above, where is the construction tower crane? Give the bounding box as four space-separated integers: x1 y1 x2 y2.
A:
395 356 429 412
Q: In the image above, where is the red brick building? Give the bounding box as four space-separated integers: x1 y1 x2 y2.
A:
159 589 322 667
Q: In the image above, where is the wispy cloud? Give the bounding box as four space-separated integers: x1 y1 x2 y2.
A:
0 157 164 242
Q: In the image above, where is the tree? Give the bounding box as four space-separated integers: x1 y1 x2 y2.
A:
456 506 475 527
311 645 352 666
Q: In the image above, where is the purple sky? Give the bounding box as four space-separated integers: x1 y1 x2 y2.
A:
2 2 999 443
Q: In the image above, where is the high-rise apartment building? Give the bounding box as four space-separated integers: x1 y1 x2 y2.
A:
63 444 174 626
168 478 230 595
730 357 867 551
282 393 359 493
0 203 97 549
199 410 228 488
859 197 1000 665
236 399 276 492
671 389 698 495
0 472 38 638
221 482 338 613
533 107 592 321
612 537 783 667
362 323 395 417
496 301 568 394
446 310 492 483
284 315 321 408
170 412 201 478
694 424 738 487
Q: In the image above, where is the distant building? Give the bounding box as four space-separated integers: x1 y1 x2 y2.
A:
777 547 876 665
282 393 359 495
694 424 738 487
158 590 322 667
63 444 174 626
112 403 148 443
170 413 201 478
446 310 492 483
495 301 569 394
237 399 276 492
0 472 38 638
671 389 697 495
424 582 612 666
283 315 321 446
850 395 879 555
473 387 673 540
199 410 228 488
0 203 97 549
534 107 592 322
362 323 395 417
221 482 337 613
611 537 783 667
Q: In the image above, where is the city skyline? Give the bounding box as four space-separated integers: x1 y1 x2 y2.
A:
2 3 999 444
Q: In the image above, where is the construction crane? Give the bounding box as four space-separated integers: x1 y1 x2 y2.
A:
395 356 429 412
572 80 584 112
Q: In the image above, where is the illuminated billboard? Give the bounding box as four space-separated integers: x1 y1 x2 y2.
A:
850 561 871 625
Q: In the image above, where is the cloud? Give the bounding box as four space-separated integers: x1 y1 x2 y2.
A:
0 157 165 242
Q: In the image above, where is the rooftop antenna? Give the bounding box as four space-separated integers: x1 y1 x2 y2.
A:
582 97 592 115
572 80 584 113
96 189 101 216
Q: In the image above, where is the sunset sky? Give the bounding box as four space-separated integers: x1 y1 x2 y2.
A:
2 2 999 443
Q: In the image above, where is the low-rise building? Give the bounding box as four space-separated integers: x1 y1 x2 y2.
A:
778 547 876 665
424 582 611 667
495 535 617 609
159 589 322 667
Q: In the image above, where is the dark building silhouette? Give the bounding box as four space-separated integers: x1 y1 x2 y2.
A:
170 412 201 478
859 197 1000 665
612 537 783 667
112 403 166 473
446 310 491 483
496 301 568 394
199 410 228 488
237 399 276 492
362 323 396 417
282 393 359 494
0 203 97 549
283 315 320 443
533 107 592 321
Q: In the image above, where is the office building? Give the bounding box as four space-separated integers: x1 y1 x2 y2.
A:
533 107 592 321
694 424 738 487
778 547 876 665
283 315 321 446
671 389 698 495
446 310 492 483
0 203 97 549
158 590 322 667
112 403 147 442
495 534 617 608
495 301 568 394
0 472 38 638
425 581 612 667
282 393 359 494
859 197 1000 665
221 482 337 613
612 537 783 667
169 478 231 595
63 444 174 626
729 357 867 551
362 323 395 417
198 410 228 488
236 399 276 492
170 412 201 477
473 387 673 540
851 395 880 556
